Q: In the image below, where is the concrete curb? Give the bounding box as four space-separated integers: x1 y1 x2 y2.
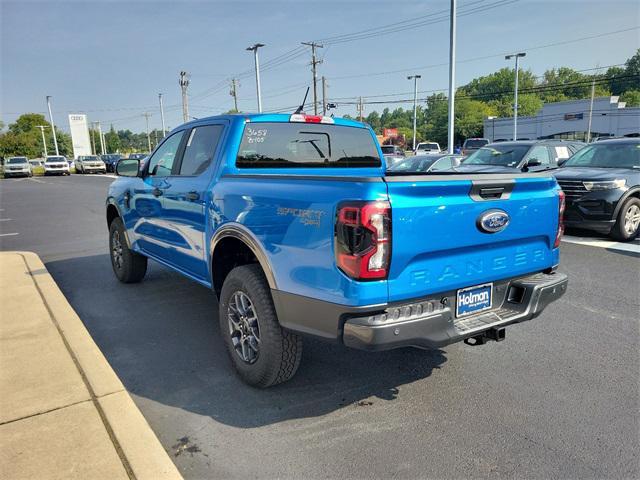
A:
8 251 182 480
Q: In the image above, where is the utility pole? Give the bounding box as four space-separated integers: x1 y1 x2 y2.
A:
357 97 364 122
45 96 59 155
36 125 49 157
322 76 328 115
90 123 97 155
586 77 596 143
179 71 190 123
158 93 166 137
487 116 496 142
302 42 324 115
408 75 421 151
102 132 108 154
447 0 457 154
142 113 152 152
230 79 239 112
96 122 105 155
246 43 265 113
505 52 526 141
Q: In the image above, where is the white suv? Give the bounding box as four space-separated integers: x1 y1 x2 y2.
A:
4 157 32 177
44 156 70 175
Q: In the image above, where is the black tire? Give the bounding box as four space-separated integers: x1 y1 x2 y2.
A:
109 217 147 283
219 264 302 388
611 197 640 242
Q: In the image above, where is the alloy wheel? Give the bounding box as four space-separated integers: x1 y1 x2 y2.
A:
623 204 640 236
111 230 124 270
227 291 261 364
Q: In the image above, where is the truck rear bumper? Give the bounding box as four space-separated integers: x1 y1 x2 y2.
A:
273 271 567 351
343 271 567 350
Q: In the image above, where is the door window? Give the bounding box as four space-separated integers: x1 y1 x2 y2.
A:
147 131 184 176
179 125 224 176
527 145 551 166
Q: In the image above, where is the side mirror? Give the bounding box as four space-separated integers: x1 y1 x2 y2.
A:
116 159 141 177
526 158 542 167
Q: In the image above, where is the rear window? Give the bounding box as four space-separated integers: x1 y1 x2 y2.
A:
417 143 439 151
236 122 381 168
464 139 489 148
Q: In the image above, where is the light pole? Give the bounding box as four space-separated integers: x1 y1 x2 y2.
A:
487 116 496 142
246 43 265 113
158 93 166 137
447 0 457 154
45 96 59 155
407 75 421 151
36 125 49 157
505 52 526 140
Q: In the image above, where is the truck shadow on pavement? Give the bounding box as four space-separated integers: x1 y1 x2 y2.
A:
46 254 447 429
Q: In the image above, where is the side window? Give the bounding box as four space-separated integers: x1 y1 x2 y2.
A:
179 125 224 176
528 145 550 165
147 131 184 177
429 157 452 171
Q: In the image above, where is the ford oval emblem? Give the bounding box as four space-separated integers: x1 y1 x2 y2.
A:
477 209 510 233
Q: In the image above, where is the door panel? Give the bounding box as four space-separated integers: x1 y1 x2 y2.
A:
160 123 225 280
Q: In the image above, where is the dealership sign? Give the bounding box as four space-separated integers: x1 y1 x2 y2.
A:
383 128 398 138
68 114 92 159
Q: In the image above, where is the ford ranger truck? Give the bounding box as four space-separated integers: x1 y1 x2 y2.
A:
106 113 568 388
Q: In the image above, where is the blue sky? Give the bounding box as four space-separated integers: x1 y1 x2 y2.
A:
2 0 639 133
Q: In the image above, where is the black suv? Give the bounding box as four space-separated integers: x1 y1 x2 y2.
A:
462 140 585 172
554 138 640 241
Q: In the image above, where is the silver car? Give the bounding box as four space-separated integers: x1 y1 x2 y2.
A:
76 155 106 174
4 157 32 177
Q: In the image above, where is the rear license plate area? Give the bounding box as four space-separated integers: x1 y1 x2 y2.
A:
456 283 493 318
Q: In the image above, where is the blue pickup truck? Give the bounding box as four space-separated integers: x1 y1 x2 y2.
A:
106 113 568 387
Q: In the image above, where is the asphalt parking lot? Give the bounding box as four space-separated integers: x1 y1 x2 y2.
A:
1 175 638 479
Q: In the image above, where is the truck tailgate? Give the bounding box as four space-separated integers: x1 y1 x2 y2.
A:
384 174 561 302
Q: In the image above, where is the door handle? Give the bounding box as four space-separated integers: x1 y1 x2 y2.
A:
152 187 163 197
186 191 199 201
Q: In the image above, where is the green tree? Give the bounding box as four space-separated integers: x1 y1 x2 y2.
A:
0 113 71 158
620 89 640 107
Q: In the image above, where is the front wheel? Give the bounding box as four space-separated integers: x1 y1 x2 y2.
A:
109 217 147 283
611 197 640 241
219 264 302 388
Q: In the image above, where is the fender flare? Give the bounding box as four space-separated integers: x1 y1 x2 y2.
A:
210 223 277 290
612 186 640 219
106 197 132 248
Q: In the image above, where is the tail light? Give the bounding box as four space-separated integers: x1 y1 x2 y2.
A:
289 114 334 124
335 201 391 280
554 189 565 248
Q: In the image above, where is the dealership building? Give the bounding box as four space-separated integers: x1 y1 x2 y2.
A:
483 96 640 142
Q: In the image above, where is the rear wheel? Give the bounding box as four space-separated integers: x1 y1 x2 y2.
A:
611 197 640 241
109 217 147 283
219 264 302 388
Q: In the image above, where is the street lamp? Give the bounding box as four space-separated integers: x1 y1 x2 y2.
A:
505 52 526 140
407 75 421 152
246 43 265 113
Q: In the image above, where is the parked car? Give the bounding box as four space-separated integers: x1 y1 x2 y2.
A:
29 159 44 168
554 138 639 241
462 140 585 172
127 153 148 160
380 145 406 168
462 138 489 155
4 156 32 177
76 155 106 174
106 113 567 388
43 156 70 175
414 142 441 155
388 153 465 173
101 154 122 172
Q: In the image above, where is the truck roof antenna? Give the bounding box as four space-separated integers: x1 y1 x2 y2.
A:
294 87 310 114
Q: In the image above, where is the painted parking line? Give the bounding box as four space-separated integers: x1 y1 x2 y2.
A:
0 218 12 222
562 235 640 254
73 174 118 179
0 232 19 237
